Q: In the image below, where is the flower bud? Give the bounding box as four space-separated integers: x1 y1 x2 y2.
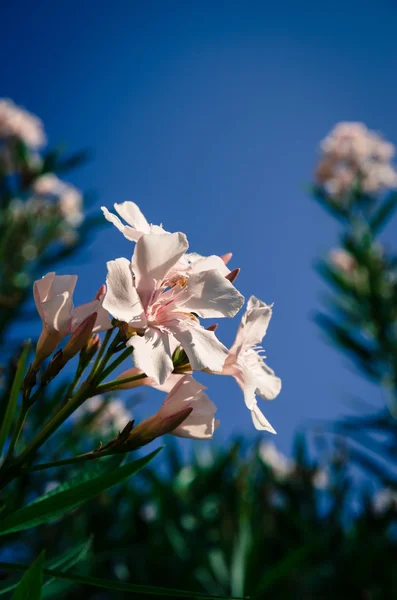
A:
220 252 233 265
95 284 106 300
206 323 218 332
125 408 193 450
225 267 240 284
80 333 100 364
63 312 98 362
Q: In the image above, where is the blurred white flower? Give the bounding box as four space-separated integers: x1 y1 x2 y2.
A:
373 488 397 514
33 174 83 227
0 99 46 149
328 249 357 274
312 469 329 490
316 122 397 196
259 441 293 478
74 395 131 435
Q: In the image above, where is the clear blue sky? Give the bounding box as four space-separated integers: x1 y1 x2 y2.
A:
2 0 397 455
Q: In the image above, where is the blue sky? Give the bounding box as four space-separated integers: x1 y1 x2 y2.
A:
2 0 397 455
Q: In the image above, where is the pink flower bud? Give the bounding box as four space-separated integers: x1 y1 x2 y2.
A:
220 252 233 265
63 312 98 362
225 268 240 284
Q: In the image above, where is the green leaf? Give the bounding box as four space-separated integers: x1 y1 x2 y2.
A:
0 539 92 596
0 564 241 599
370 193 397 234
0 448 162 536
11 552 44 600
0 343 30 458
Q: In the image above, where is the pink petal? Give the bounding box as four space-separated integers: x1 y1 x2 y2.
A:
129 327 174 385
103 258 146 325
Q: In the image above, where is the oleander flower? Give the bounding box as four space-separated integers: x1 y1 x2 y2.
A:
103 231 244 385
316 122 397 196
259 441 293 478
222 296 281 433
33 273 111 367
127 375 218 445
73 395 131 435
328 248 357 274
101 201 167 241
0 98 46 149
102 201 233 278
33 174 83 227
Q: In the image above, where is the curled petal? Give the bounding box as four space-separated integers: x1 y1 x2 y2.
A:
168 320 228 373
177 269 244 318
103 258 146 326
160 375 217 440
251 402 276 434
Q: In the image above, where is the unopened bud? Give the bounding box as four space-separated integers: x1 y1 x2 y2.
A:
206 323 218 332
221 252 233 265
63 312 98 362
81 333 100 364
225 268 240 284
95 284 106 300
125 407 193 450
43 349 65 382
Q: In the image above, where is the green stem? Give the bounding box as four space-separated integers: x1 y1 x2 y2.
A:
88 328 113 379
96 347 133 383
95 373 147 395
22 449 114 472
1 380 92 488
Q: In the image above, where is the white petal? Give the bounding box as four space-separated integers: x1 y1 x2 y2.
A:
242 296 273 346
189 255 230 276
177 269 244 318
33 272 55 319
71 299 112 333
168 320 228 372
254 362 282 401
132 232 188 308
41 291 73 334
129 327 174 385
48 274 78 300
160 375 217 440
251 402 276 434
103 258 146 325
101 206 142 241
114 201 150 232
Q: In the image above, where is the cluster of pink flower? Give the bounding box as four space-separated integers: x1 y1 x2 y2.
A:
316 122 397 197
32 202 282 440
0 99 84 230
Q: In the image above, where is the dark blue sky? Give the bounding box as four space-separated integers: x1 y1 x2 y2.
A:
2 0 397 454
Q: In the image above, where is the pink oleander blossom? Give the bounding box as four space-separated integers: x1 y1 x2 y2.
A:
33 273 112 366
222 296 281 433
103 231 244 385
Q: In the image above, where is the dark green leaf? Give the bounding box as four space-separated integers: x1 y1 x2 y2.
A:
11 552 44 600
0 539 92 596
0 449 162 535
370 193 397 234
0 343 30 458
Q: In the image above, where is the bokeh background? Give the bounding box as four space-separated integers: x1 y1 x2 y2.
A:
2 0 397 454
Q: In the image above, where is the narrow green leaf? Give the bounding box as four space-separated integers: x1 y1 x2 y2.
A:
0 448 162 536
11 552 45 600
0 563 242 599
0 539 92 596
370 193 397 234
0 343 30 458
